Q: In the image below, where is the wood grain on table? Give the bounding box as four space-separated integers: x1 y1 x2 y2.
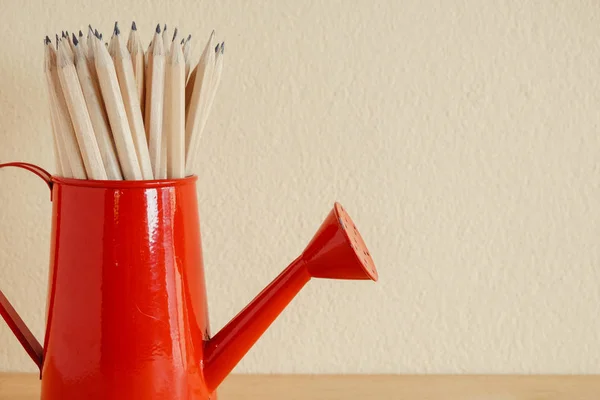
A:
1 373 600 399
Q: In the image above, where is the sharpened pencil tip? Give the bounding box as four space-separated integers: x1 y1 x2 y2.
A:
172 27 178 41
132 21 137 31
99 33 103 40
156 24 161 34
114 21 120 36
181 38 185 45
221 42 225 53
164 24 167 31
187 34 191 42
72 34 78 46
45 35 51 45
94 28 99 37
79 30 83 37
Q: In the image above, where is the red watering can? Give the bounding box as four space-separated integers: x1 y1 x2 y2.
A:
0 162 379 400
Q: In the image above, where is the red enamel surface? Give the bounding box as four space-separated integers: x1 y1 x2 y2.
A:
42 175 212 399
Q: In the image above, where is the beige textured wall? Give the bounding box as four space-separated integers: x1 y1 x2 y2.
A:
1 0 600 374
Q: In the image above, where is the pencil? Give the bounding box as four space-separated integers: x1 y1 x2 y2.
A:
109 22 154 180
159 27 179 178
186 41 224 173
158 26 172 178
162 24 170 53
87 26 95 62
45 38 71 177
185 63 197 116
45 38 86 179
144 24 166 178
47 91 62 177
77 30 87 60
73 34 122 180
144 41 151 68
127 21 145 117
183 34 192 81
160 121 168 178
165 28 186 178
185 31 215 167
49 110 64 176
57 38 107 180
62 31 75 60
184 35 195 113
154 26 169 178
93 34 143 180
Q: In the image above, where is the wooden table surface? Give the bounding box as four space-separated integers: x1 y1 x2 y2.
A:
1 373 600 399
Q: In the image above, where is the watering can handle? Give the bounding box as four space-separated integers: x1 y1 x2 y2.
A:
0 162 53 371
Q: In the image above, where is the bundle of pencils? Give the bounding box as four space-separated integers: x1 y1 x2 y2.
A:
44 22 224 180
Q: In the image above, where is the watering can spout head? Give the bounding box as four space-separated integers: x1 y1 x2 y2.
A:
202 202 377 392
301 202 378 282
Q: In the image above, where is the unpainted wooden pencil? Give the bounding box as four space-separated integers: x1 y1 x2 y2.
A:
93 35 143 180
45 39 87 179
144 24 166 178
46 73 68 177
78 30 88 60
183 35 192 81
73 35 123 180
44 37 68 177
144 41 151 67
158 26 170 179
162 24 170 53
160 126 168 178
57 39 107 180
159 27 179 178
47 93 61 176
185 31 215 166
127 21 145 117
87 26 95 61
49 110 64 176
61 33 75 63
109 23 154 179
66 31 75 54
185 63 197 116
46 42 76 179
86 26 104 88
144 39 153 143
85 28 110 113
164 29 186 178
186 42 224 173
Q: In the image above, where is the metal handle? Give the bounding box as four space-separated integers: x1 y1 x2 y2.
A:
0 162 53 371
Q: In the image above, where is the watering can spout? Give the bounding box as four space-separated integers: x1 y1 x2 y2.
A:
202 202 378 392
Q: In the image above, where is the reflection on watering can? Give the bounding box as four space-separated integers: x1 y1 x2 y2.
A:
0 162 378 400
